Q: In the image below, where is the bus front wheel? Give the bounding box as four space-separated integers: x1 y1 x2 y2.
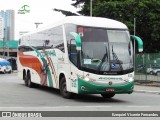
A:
60 77 72 99
101 93 115 99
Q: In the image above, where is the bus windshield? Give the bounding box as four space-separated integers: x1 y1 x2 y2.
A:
78 26 133 74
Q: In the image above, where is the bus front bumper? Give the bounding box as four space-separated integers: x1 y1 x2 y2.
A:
78 78 134 94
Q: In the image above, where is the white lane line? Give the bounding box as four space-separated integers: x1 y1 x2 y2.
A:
0 106 112 109
0 106 153 109
134 90 160 94
128 106 151 108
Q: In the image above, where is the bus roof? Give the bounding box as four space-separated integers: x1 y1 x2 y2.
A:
64 16 128 29
22 16 128 37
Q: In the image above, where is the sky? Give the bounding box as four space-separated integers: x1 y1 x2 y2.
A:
0 0 79 39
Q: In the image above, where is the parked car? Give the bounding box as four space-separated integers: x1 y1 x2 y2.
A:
0 58 12 74
152 66 160 76
146 64 160 74
137 64 146 73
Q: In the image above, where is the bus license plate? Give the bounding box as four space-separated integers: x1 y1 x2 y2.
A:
106 88 115 92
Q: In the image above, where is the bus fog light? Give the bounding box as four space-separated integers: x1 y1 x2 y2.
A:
124 78 134 82
131 86 134 90
81 86 86 90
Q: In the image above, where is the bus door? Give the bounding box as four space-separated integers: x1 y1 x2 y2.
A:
69 38 79 93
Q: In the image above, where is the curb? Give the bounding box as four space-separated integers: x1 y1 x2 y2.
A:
134 90 160 95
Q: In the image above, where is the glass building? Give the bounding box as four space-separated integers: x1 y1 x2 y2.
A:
0 10 15 40
0 17 4 40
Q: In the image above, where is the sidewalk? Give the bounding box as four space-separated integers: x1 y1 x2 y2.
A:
134 85 160 94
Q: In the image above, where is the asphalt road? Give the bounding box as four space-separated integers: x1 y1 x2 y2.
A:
0 73 159 111
0 73 160 120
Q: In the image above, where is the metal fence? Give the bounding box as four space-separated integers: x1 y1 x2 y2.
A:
135 53 160 81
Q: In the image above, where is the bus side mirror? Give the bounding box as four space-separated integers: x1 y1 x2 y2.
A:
70 32 82 51
131 35 143 52
70 32 82 69
19 39 21 45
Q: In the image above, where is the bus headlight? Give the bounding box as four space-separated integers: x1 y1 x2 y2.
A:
124 78 134 82
84 77 90 82
84 77 96 82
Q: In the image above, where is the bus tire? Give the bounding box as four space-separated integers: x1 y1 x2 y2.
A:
101 93 115 99
60 77 72 99
24 75 28 86
27 72 34 88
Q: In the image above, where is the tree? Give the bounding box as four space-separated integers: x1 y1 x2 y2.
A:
72 0 160 53
53 8 79 16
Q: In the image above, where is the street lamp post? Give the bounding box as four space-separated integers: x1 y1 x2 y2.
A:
133 18 136 73
3 28 5 58
7 40 9 59
90 0 92 16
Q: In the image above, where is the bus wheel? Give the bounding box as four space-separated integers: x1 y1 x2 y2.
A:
60 77 72 99
27 73 33 88
24 75 28 86
101 93 115 99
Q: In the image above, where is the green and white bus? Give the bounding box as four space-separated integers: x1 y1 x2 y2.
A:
18 16 143 98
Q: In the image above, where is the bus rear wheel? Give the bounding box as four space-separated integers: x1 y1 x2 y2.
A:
101 93 115 99
60 77 72 99
24 75 28 86
26 73 34 88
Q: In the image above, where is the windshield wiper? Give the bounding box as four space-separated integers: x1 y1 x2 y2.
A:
111 45 123 71
97 45 108 72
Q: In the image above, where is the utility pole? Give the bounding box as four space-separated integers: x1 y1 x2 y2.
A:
90 0 92 16
3 28 5 58
7 40 9 59
35 22 43 29
133 18 136 72
134 18 136 61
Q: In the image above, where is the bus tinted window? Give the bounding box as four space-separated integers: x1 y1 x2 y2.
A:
20 26 65 52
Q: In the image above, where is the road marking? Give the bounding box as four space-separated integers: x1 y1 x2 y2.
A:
128 106 151 108
0 106 112 109
134 90 160 94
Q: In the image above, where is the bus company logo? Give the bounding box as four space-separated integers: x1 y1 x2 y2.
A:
99 77 123 81
37 50 56 58
58 58 64 62
18 5 30 14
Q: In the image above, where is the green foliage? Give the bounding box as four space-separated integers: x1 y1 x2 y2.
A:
73 0 160 53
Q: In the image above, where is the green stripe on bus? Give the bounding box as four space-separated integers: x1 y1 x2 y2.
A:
49 57 57 75
41 58 53 87
28 44 53 87
78 77 134 94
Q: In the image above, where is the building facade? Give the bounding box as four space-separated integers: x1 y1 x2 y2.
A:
0 17 3 40
0 10 15 40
